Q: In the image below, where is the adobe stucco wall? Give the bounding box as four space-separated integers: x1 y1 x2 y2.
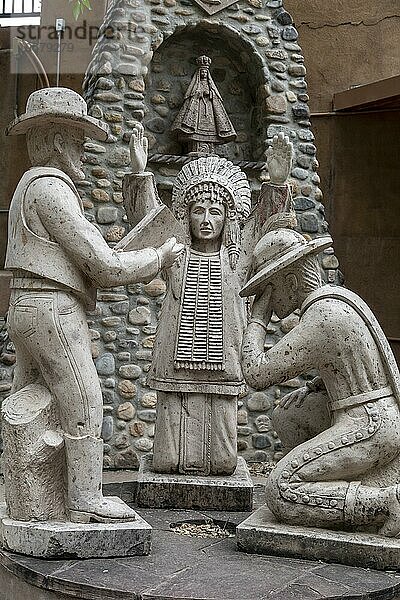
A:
286 0 400 112
284 1 400 356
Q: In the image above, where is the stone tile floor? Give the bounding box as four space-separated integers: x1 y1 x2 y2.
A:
1 476 400 599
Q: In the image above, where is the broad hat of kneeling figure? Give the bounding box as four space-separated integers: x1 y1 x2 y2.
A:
240 228 333 298
6 87 109 141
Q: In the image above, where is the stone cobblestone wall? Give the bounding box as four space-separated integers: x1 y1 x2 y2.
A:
0 0 342 468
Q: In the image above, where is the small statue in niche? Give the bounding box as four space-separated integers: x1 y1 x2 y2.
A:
172 55 237 155
240 228 400 535
128 124 294 477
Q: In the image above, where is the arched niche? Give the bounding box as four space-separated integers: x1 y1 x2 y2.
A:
143 21 268 164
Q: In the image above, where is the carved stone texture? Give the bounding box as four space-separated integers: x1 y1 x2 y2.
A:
237 504 400 571
238 133 296 283
125 128 294 490
191 0 240 17
172 55 237 155
0 86 190 554
0 503 151 559
70 0 341 470
240 228 400 545
115 172 186 252
130 155 252 478
143 26 263 165
2 384 65 522
137 455 253 511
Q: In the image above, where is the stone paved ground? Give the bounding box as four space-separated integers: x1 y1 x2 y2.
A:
1 480 400 599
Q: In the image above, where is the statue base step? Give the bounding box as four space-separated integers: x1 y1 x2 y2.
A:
236 504 400 571
137 455 253 511
1 502 400 600
0 500 151 559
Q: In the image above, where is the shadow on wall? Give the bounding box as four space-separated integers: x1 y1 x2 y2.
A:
330 111 400 365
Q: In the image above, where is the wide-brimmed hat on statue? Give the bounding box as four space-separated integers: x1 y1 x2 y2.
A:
240 228 333 298
6 87 108 141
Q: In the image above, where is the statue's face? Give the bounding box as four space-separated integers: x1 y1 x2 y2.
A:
26 125 85 181
199 68 208 80
270 271 299 319
189 199 226 242
61 127 86 181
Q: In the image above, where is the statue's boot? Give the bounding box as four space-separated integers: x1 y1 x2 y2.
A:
378 485 400 537
65 434 137 523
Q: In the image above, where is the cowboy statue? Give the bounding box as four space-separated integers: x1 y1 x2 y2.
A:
240 228 400 536
3 87 183 526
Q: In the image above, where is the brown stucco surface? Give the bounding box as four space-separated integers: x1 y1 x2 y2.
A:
286 0 400 112
285 1 400 356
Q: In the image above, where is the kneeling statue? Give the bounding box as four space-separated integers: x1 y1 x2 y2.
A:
241 228 400 536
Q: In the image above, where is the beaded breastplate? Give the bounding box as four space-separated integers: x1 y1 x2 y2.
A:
175 250 224 371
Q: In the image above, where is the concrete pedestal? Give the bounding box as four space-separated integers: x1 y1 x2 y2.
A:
1 490 400 600
1 500 400 600
0 501 151 558
236 503 400 571
137 455 253 511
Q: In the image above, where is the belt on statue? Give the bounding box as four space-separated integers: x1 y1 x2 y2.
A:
10 272 68 292
331 385 393 411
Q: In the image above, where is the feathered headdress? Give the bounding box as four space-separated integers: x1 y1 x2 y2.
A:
172 156 251 269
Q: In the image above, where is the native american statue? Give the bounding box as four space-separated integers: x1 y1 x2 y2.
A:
172 55 237 155
128 119 295 477
148 155 251 476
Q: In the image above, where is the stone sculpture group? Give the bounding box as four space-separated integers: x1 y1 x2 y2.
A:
2 74 400 563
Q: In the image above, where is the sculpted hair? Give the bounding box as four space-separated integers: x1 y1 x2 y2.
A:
281 254 322 296
172 156 251 269
297 254 323 294
26 126 59 167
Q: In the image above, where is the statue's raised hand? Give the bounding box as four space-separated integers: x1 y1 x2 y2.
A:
266 132 293 186
129 122 148 174
279 386 308 410
251 284 273 324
